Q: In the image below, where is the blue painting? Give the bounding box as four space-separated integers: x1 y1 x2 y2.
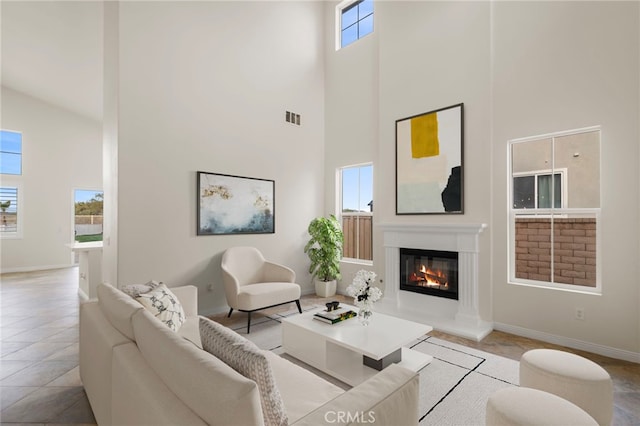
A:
197 172 275 235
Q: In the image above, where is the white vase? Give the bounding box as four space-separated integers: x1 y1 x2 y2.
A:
315 279 337 297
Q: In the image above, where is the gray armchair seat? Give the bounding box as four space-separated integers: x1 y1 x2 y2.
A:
221 246 302 333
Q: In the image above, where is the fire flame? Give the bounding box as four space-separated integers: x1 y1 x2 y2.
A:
417 265 448 287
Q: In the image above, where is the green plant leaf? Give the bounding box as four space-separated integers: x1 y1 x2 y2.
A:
305 215 344 281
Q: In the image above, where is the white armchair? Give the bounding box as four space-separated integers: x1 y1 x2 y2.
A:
221 246 302 333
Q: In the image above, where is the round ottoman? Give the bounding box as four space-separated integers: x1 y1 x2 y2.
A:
520 349 613 425
486 387 598 425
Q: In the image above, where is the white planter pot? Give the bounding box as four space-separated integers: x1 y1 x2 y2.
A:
315 279 337 298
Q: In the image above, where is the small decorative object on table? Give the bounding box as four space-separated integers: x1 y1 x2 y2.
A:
325 301 340 311
313 307 357 324
346 270 382 326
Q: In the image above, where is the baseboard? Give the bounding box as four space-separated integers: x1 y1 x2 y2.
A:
78 288 89 302
493 322 640 364
1 264 73 274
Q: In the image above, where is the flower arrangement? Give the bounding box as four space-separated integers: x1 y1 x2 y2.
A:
346 270 383 311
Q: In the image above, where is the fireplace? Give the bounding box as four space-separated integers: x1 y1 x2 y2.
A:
400 248 458 300
378 223 492 341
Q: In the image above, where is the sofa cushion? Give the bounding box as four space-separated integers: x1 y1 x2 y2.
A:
121 280 161 298
136 284 186 332
98 283 144 340
294 364 419 426
177 316 202 349
237 282 300 311
112 343 207 426
200 317 288 426
264 351 344 423
132 309 264 426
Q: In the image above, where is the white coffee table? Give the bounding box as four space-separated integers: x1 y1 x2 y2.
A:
281 305 433 386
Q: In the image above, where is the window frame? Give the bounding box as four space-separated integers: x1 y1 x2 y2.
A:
507 126 601 295
338 162 373 265
335 0 374 50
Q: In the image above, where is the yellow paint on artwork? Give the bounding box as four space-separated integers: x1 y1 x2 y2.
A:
411 113 439 158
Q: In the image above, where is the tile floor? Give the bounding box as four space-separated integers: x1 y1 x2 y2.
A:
2 267 639 425
1 267 95 425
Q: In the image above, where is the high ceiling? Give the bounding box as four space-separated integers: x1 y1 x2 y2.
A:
1 1 103 122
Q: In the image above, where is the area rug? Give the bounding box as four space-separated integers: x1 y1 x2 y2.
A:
224 305 520 426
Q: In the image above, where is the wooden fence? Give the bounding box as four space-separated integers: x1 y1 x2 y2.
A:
75 215 103 225
342 214 373 261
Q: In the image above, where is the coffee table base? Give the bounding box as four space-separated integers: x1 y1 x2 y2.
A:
363 347 402 371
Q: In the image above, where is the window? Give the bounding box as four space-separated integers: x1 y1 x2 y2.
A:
340 163 373 262
0 186 20 237
509 127 601 292
513 171 565 209
1 130 23 175
74 190 104 242
337 0 373 50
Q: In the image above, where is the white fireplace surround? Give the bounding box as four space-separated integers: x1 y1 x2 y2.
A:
377 223 493 341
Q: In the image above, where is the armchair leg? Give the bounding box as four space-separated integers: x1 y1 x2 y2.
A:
295 300 302 314
227 308 233 318
247 311 252 334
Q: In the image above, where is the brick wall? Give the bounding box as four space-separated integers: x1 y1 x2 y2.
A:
515 218 596 287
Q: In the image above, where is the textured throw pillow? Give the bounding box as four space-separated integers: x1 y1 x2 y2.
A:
121 280 162 298
136 284 186 332
200 317 288 426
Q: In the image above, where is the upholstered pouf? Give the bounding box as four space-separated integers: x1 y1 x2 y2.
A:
486 387 598 425
520 349 613 425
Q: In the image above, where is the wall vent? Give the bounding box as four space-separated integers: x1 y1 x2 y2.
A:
285 111 301 126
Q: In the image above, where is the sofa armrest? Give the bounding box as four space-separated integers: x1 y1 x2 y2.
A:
263 261 295 283
80 300 132 425
293 364 419 426
170 285 198 317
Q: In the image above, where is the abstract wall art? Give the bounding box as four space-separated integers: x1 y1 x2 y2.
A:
395 103 464 214
197 171 275 235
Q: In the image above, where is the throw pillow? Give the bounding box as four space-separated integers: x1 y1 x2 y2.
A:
121 280 162 298
136 284 186 332
199 317 288 426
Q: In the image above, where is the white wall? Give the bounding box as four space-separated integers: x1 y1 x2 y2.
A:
376 1 493 321
325 0 493 316
491 1 639 356
112 1 326 315
323 1 639 358
323 2 380 293
102 1 119 287
0 87 103 271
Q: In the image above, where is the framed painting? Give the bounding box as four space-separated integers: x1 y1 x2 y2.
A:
197 171 275 235
396 103 464 214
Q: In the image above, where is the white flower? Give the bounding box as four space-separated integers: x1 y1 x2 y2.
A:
346 270 382 308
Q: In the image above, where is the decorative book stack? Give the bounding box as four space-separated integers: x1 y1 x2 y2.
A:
313 308 357 324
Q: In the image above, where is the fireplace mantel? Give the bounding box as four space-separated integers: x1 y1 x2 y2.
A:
377 223 493 341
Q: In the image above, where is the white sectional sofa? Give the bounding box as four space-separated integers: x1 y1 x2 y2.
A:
79 283 420 425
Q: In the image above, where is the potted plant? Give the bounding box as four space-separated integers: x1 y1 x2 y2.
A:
304 215 343 297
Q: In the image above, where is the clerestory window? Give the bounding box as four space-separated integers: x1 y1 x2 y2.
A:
1 130 22 175
336 0 373 50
